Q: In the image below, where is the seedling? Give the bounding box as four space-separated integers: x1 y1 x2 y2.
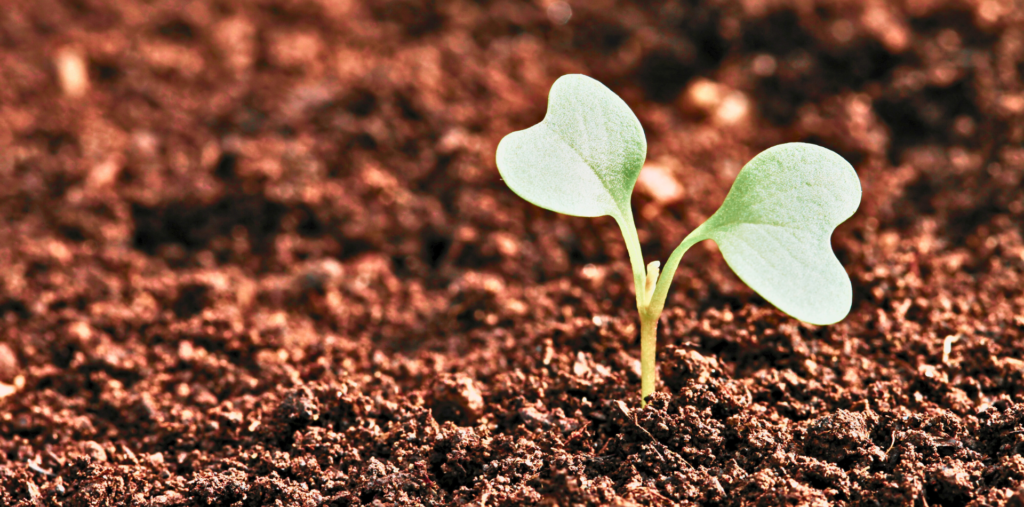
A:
496 75 861 405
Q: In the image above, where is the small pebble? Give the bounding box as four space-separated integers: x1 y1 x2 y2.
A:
430 374 485 425
0 343 18 382
637 162 685 204
55 48 89 98
82 441 107 462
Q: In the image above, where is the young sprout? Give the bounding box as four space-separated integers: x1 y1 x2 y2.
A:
496 74 861 405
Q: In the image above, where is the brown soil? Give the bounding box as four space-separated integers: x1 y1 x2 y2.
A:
2 0 1024 505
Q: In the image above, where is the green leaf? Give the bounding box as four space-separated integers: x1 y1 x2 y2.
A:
495 74 646 221
701 143 861 325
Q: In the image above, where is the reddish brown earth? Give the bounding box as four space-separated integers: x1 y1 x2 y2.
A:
2 0 1024 505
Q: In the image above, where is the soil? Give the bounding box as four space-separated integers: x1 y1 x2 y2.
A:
2 0 1024 505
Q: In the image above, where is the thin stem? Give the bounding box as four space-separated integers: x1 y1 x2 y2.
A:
639 308 659 405
615 211 648 310
618 210 711 406
647 224 709 318
638 224 710 406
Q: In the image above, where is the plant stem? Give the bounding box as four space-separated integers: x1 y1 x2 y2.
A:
616 211 648 309
638 224 710 406
639 308 659 405
647 224 709 317
619 211 712 406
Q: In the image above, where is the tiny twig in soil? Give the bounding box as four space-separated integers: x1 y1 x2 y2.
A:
645 486 675 505
566 421 591 442
648 441 666 461
942 334 961 364
886 431 899 456
632 413 656 443
27 461 55 477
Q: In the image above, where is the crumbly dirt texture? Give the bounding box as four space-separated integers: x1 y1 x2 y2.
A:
2 0 1024 505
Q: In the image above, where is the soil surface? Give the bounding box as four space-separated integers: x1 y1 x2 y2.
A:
2 0 1024 505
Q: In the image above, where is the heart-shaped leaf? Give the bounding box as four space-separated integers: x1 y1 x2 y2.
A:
700 143 861 325
495 74 646 221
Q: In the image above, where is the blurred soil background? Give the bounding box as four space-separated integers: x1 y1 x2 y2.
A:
2 0 1024 505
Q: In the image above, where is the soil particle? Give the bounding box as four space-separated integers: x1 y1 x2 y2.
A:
0 343 19 382
803 409 878 465
662 345 723 390
429 373 485 425
277 386 322 427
